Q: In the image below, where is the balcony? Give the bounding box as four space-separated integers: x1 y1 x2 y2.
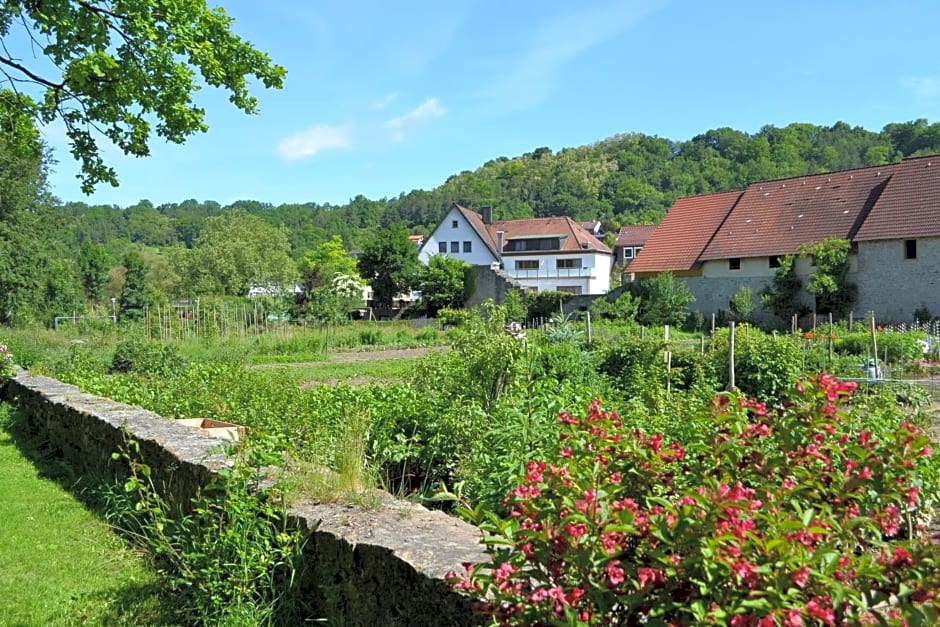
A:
507 268 596 279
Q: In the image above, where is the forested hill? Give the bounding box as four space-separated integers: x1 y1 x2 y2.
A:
63 119 940 256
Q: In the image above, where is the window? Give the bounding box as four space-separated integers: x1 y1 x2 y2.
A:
463 241 472 253
556 258 582 269
451 220 459 228
729 258 741 270
516 259 539 270
557 286 582 295
450 241 459 253
438 242 447 253
769 255 781 268
623 248 634 260
504 237 561 252
905 239 917 260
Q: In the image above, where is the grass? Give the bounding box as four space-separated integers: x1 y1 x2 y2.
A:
0 404 174 626
255 354 425 386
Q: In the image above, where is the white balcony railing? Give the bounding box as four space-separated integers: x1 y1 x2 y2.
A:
507 268 596 279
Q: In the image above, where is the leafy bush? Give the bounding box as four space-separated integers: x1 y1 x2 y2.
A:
630 272 695 327
111 337 185 376
358 327 383 346
0 342 14 381
708 328 803 402
836 330 924 365
108 433 310 625
437 307 471 327
597 337 670 410
414 325 440 344
453 377 940 625
589 290 639 322
525 291 574 320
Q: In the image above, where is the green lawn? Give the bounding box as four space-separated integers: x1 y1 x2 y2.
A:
0 405 173 626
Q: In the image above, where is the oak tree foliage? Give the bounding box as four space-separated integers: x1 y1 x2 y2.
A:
0 0 286 192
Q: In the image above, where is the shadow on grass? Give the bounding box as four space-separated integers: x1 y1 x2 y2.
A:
0 404 183 626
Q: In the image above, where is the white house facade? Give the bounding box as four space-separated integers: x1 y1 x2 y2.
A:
419 204 613 295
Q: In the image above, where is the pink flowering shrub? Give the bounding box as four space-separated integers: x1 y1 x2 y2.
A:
451 375 940 625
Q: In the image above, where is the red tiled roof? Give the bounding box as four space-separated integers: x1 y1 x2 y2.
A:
615 225 657 246
700 164 896 260
854 155 940 241
454 204 501 258
628 190 742 273
489 215 612 254
451 204 611 255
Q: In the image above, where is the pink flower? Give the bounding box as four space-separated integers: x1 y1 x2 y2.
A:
637 566 664 588
732 559 759 587
493 562 517 582
805 596 835 625
890 546 913 568
782 609 804 626
605 559 625 586
791 566 810 589
880 504 901 537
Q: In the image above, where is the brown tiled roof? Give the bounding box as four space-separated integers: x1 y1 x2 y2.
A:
454 204 501 258
629 190 742 273
700 164 896 260
854 155 940 241
451 204 611 255
488 215 612 254
615 225 657 246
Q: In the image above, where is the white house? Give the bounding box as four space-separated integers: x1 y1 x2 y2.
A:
419 204 613 295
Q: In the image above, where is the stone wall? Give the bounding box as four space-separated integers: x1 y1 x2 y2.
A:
856 238 940 322
467 264 522 308
1 371 486 626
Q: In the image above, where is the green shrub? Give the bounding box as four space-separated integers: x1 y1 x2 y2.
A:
111 337 185 376
0 342 13 381
453 377 940 624
414 326 439 343
358 327 383 346
107 433 311 625
437 307 470 327
708 328 802 402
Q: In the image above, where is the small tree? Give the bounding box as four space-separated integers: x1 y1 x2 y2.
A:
728 285 755 323
759 254 806 322
77 240 111 302
358 226 421 309
632 271 694 326
119 250 150 320
590 290 640 322
805 237 856 317
418 254 469 316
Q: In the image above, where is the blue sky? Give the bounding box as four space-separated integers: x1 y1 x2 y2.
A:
42 0 940 208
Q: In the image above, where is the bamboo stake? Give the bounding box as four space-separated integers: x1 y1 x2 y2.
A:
728 321 736 391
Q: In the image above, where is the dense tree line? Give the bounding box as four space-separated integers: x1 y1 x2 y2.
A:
5 117 940 324
61 118 940 257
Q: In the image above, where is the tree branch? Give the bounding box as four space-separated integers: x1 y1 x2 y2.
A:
0 56 66 91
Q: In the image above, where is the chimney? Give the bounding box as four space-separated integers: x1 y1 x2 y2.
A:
496 230 505 256
481 205 493 225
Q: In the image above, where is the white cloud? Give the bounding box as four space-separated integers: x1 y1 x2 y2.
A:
487 0 663 112
276 124 352 162
384 97 446 141
901 75 940 101
373 92 398 110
